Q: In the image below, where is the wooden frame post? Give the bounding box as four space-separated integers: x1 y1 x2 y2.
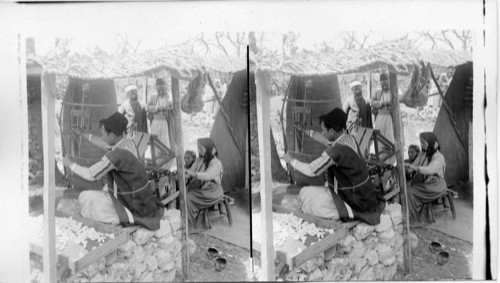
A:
170 77 189 279
41 73 57 282
255 70 275 280
388 70 411 273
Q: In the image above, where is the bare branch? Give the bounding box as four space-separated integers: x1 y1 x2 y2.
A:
214 32 229 56
439 30 455 50
452 30 472 51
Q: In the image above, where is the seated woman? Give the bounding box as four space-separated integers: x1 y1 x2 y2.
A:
185 138 224 229
405 144 420 180
404 132 447 223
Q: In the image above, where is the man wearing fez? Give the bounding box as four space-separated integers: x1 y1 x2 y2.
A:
371 73 396 163
343 80 372 134
62 112 164 230
284 108 384 225
147 78 172 148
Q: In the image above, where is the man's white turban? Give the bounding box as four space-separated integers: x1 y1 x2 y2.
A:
124 85 138 93
349 81 362 89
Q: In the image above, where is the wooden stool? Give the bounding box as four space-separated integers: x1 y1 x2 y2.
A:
419 189 457 223
194 195 233 229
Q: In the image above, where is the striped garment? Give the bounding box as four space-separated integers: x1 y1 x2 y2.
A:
71 138 163 230
292 134 384 225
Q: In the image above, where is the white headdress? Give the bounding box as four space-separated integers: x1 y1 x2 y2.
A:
124 85 138 94
349 81 362 89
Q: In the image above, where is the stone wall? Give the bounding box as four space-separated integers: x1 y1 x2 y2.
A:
30 208 184 283
282 203 404 281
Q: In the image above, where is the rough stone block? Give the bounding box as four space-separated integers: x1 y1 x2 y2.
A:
375 243 393 261
349 276 358 281
396 252 404 267
105 250 118 266
158 234 175 248
363 235 379 250
122 273 133 283
187 238 197 256
119 240 137 257
308 268 324 281
373 263 383 280
364 250 379 266
323 268 340 280
82 263 100 278
348 241 365 260
91 272 104 282
107 265 126 282
327 258 346 271
165 269 176 282
357 266 374 281
300 256 322 273
133 263 147 278
383 264 398 280
133 228 155 246
353 223 375 241
375 214 392 232
162 261 175 272
389 233 404 251
381 255 396 266
384 203 402 224
154 218 173 238
153 269 164 282
353 257 367 274
339 235 357 251
173 238 183 254
131 246 146 263
378 228 396 242
395 224 403 234
164 209 182 231
342 268 353 281
324 246 337 261
144 241 159 255
145 254 158 271
139 270 154 282
175 258 182 270
156 248 173 268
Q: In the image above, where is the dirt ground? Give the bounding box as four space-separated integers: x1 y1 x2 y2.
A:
186 233 254 282
394 227 472 280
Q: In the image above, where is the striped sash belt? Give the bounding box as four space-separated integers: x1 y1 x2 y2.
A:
329 176 370 191
115 181 151 196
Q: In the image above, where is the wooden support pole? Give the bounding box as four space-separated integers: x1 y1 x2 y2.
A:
170 77 189 279
428 65 468 153
388 70 412 274
41 73 57 283
255 70 275 280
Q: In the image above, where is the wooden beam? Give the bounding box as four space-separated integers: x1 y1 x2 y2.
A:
388 70 411 274
170 77 190 279
41 73 57 283
255 70 275 280
428 64 468 153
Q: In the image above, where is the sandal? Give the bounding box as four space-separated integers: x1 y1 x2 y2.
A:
206 247 221 260
429 241 443 253
215 257 227 272
437 251 450 265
